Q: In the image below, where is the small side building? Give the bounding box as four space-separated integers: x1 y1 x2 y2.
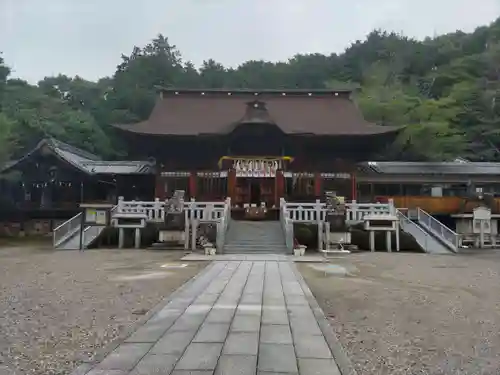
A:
0 138 155 236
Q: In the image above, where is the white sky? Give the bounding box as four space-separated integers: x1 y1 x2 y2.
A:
0 0 499 83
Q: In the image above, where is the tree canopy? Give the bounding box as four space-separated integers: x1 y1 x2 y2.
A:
1 17 500 163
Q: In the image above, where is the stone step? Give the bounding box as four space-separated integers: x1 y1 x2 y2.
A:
226 235 284 239
223 244 287 249
226 238 283 242
226 242 285 245
223 253 286 256
229 231 283 234
229 227 283 231
223 245 287 250
223 248 287 254
228 228 282 232
229 225 282 230
225 240 285 245
224 220 286 255
226 234 283 238
223 242 286 247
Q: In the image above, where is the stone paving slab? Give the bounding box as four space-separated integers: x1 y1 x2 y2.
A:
75 260 345 375
193 323 230 343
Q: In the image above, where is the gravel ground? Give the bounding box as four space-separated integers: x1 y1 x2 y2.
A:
298 251 500 375
0 245 207 375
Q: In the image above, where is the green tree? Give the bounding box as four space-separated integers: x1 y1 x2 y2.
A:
0 113 16 164
4 17 500 162
109 34 186 120
2 80 113 157
0 53 11 108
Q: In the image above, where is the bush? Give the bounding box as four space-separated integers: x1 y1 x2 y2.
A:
294 224 317 248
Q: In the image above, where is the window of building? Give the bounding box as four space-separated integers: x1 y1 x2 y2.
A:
164 177 190 198
197 175 227 201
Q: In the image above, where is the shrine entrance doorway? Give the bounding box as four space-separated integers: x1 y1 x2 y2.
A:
220 156 291 209
234 177 276 208
250 180 261 204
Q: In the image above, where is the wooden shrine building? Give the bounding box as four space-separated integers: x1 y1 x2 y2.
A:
0 138 155 222
6 88 500 234
114 88 400 208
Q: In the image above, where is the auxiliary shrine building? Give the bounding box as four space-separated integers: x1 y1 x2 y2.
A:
113 88 400 208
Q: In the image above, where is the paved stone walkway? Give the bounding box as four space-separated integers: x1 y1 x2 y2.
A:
80 261 341 375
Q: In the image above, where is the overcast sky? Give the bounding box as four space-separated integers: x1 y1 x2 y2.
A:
1 0 499 83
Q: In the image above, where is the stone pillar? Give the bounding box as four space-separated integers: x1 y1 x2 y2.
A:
325 222 330 251
316 199 323 250
317 221 324 251
386 231 392 252
184 211 190 250
369 231 375 252
118 228 125 249
153 198 162 221
191 220 198 251
480 220 485 248
395 223 400 252
134 228 141 249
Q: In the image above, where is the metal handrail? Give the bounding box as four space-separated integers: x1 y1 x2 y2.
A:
53 212 82 248
396 208 429 253
53 205 118 249
417 208 459 253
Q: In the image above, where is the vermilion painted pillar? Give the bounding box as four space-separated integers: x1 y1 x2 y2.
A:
276 170 285 204
351 172 357 201
189 172 197 199
314 172 322 198
227 169 236 203
155 174 165 200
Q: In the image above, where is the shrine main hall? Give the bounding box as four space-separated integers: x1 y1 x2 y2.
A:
113 88 400 208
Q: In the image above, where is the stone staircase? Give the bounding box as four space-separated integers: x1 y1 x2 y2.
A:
223 220 288 254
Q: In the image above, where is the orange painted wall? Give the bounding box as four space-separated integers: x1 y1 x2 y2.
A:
377 196 500 215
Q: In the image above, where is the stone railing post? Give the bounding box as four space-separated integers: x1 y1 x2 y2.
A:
388 198 395 215
315 199 323 250
351 200 358 221
153 197 162 221
117 196 124 213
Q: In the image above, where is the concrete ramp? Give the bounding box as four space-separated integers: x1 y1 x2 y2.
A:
397 210 453 254
56 225 106 250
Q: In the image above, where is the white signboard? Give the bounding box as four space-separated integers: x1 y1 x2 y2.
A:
473 206 491 221
85 209 96 223
233 159 280 177
95 210 107 225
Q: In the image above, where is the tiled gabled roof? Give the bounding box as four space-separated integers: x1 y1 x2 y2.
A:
1 138 154 175
358 161 500 175
113 88 402 137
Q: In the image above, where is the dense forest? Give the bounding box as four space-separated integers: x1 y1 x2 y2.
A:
0 17 499 164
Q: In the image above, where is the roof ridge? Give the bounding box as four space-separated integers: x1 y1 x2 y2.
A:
48 138 101 161
155 86 356 94
82 160 154 165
